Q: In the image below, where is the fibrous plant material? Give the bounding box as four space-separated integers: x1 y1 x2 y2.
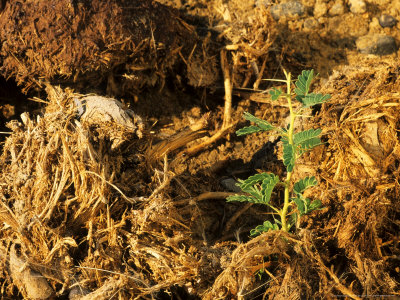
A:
218 4 277 90
0 85 208 298
227 70 331 234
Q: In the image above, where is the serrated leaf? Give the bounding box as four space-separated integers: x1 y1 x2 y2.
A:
250 221 279 236
294 70 314 97
261 174 280 204
269 87 282 101
243 112 275 131
282 139 295 172
236 126 264 136
293 176 318 195
301 93 331 107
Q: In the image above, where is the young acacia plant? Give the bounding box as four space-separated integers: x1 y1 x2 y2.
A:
227 69 331 235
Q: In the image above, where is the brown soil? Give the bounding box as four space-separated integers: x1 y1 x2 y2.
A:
0 0 400 299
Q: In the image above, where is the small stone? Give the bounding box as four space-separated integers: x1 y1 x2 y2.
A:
270 1 305 21
304 17 319 29
69 286 90 299
369 17 381 32
356 34 398 55
349 0 366 14
256 0 269 6
379 14 397 28
329 0 345 16
220 178 241 193
314 1 328 18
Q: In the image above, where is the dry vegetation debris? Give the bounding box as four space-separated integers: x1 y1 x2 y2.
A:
0 86 210 299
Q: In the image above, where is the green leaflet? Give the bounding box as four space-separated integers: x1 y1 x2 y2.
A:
227 194 258 203
294 128 321 144
227 194 253 202
261 174 279 204
269 87 282 101
282 139 295 172
293 194 322 216
309 199 322 211
293 176 318 195
294 129 322 154
300 93 331 107
294 69 331 107
236 113 275 136
250 220 280 236
227 173 279 205
243 112 275 131
294 70 314 98
240 173 274 191
236 179 263 200
236 125 264 136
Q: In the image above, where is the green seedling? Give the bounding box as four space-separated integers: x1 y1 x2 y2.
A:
227 69 330 235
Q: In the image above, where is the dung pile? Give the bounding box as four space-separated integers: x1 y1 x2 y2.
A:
0 86 221 299
0 0 218 94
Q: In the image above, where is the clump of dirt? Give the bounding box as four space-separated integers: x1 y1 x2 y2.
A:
0 0 218 95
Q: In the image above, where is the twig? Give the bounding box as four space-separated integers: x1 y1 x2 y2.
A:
253 56 267 90
148 155 172 200
75 266 149 287
86 171 145 203
221 49 232 129
184 124 233 156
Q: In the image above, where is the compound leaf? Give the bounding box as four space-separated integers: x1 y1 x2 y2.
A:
282 139 295 172
227 194 258 203
226 195 255 202
236 125 263 136
235 180 262 200
309 199 322 211
294 129 322 154
294 128 321 144
240 173 273 191
269 87 283 101
294 70 314 98
301 93 331 107
293 176 318 195
243 112 275 131
293 195 323 215
250 221 280 236
261 174 280 204
293 195 310 215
